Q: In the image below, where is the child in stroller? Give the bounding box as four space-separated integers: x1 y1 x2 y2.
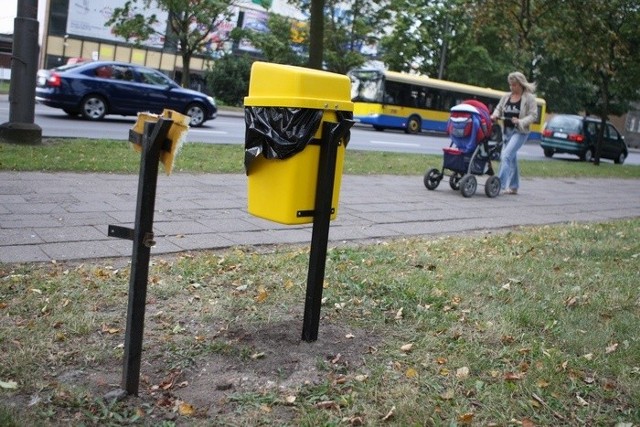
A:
423 100 502 198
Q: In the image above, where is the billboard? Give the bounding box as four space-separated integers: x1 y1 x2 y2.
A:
66 0 168 48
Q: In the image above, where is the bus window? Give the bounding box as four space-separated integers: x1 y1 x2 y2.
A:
349 70 384 103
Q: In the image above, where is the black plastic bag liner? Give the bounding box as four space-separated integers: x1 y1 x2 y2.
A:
244 107 323 173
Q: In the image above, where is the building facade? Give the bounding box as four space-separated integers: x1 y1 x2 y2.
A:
38 0 305 91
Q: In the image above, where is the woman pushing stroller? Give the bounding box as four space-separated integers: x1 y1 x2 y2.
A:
490 72 538 195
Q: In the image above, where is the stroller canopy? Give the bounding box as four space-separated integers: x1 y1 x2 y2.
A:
447 100 493 152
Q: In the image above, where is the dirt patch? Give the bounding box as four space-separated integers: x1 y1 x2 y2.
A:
48 317 380 424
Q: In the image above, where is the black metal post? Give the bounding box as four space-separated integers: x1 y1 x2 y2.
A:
121 119 173 395
301 119 353 342
0 0 42 144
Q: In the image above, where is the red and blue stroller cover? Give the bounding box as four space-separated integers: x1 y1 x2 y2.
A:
446 100 493 153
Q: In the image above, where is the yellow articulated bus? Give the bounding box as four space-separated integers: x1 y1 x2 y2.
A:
348 68 546 140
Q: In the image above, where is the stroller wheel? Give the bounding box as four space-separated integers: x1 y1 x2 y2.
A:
459 175 477 198
485 175 501 198
449 172 462 190
424 168 442 190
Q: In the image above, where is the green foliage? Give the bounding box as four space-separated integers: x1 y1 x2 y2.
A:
379 0 455 76
231 13 306 66
543 0 640 117
292 0 377 72
206 54 253 107
106 0 236 87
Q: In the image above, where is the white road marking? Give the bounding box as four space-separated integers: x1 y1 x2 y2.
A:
191 129 227 134
370 140 420 148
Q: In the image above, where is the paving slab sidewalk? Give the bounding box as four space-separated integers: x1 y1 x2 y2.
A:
1 171 639 264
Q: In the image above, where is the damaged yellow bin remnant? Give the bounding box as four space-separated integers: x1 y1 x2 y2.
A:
244 61 354 225
131 109 190 175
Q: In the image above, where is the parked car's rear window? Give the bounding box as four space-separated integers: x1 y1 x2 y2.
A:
548 116 582 132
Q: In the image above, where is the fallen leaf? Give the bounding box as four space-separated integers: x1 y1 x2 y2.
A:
440 389 455 400
501 335 515 344
576 394 589 406
178 402 196 416
285 395 296 404
522 419 535 427
504 372 523 381
436 357 448 365
458 412 474 424
251 352 265 360
456 367 470 379
565 296 579 307
605 343 618 354
315 400 338 410
400 343 413 353
583 353 594 360
395 307 404 320
381 405 395 421
536 379 550 388
0 380 18 390
405 368 418 378
101 324 121 334
255 286 268 303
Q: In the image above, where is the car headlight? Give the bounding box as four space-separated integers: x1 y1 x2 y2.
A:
207 96 216 107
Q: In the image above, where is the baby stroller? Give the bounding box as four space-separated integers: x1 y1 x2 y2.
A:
423 100 502 198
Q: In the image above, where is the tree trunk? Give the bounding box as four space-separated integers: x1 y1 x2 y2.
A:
181 52 191 88
308 0 324 70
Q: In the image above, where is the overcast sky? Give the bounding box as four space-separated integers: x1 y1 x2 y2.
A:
0 2 17 33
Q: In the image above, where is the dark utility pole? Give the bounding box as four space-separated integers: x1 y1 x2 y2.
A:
308 0 324 70
0 0 42 144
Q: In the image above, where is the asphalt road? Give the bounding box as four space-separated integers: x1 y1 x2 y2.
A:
1 98 639 164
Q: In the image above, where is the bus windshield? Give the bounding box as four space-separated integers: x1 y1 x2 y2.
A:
348 69 384 103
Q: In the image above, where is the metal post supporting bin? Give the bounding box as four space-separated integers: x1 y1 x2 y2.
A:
244 61 354 341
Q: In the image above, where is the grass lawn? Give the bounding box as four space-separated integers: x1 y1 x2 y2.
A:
1 138 639 426
1 138 640 178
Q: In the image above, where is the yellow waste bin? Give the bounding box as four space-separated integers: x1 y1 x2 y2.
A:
244 62 354 225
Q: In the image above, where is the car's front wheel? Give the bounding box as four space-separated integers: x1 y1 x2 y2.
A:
80 95 107 121
186 103 206 127
614 151 627 165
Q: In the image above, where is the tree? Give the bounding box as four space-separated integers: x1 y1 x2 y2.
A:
206 54 253 106
231 13 307 66
322 0 379 73
544 0 640 165
292 0 380 73
379 0 454 76
106 0 235 88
